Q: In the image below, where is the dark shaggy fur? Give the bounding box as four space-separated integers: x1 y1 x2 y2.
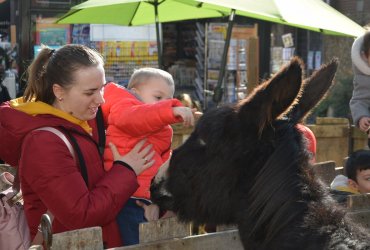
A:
151 57 370 249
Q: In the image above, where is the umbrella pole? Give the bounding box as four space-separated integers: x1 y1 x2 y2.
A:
213 9 236 105
154 1 162 69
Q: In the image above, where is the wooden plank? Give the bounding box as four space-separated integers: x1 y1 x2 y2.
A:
216 224 237 232
315 117 349 125
313 161 336 186
347 194 370 231
342 157 348 168
335 166 344 175
112 230 243 250
347 193 370 211
139 217 193 244
51 226 103 250
347 211 370 231
311 126 348 138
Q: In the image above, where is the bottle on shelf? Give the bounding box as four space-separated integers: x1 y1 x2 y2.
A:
236 70 247 100
236 46 247 100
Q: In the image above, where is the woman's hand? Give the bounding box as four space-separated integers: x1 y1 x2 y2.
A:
136 201 160 221
109 139 155 175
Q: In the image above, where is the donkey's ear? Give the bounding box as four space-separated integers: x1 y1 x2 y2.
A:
237 57 303 134
288 58 338 122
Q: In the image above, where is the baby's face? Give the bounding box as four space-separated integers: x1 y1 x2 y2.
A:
355 169 370 193
135 77 174 104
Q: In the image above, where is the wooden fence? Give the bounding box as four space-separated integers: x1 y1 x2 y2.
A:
24 159 369 249
2 115 370 249
172 117 369 168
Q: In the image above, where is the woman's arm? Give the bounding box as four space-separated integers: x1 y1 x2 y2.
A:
20 131 151 230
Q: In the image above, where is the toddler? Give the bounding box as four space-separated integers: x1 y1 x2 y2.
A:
102 68 195 246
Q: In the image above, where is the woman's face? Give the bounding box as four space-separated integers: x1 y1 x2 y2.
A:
55 65 105 121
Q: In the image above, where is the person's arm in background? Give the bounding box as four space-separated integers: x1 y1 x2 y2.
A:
349 74 370 132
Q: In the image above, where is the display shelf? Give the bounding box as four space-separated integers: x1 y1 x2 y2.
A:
204 23 259 106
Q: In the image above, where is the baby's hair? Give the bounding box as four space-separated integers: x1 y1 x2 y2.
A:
362 31 370 58
345 149 370 182
127 67 174 90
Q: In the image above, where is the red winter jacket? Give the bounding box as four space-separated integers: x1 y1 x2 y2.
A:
102 82 183 199
0 99 139 248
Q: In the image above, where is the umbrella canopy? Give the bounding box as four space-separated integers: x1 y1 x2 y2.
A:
58 0 366 104
57 0 224 26
192 0 366 37
185 0 366 104
57 0 225 67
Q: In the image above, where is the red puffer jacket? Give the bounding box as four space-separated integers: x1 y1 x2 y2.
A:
102 82 183 199
0 100 139 248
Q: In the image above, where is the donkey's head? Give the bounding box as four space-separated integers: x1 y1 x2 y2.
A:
151 57 338 229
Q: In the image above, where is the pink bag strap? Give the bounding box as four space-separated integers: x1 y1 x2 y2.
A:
31 127 76 247
35 127 76 159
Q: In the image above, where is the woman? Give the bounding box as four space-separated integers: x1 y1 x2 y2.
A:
0 44 154 248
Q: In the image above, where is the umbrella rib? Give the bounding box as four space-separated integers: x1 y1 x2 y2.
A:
148 0 165 6
217 10 228 17
194 2 225 16
129 3 141 26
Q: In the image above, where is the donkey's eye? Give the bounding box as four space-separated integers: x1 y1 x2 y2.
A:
198 138 206 146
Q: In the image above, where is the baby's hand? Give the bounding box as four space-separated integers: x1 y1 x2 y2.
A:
192 108 203 120
172 107 195 127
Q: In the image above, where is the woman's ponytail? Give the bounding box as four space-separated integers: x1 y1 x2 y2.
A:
24 46 54 103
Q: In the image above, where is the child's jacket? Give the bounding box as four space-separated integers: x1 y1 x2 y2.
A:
330 174 359 204
102 82 183 199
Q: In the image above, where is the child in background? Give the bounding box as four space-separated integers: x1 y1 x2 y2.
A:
349 31 370 137
330 149 370 204
102 68 195 246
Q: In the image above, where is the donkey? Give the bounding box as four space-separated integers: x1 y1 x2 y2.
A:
151 57 370 249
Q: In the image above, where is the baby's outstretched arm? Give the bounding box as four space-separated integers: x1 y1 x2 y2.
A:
172 106 195 127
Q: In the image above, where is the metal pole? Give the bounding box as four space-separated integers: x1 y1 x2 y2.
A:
204 22 208 111
154 1 162 69
213 9 236 105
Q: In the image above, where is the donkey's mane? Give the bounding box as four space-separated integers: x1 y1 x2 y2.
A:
244 122 309 246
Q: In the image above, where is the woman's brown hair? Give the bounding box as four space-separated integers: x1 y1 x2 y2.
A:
24 44 104 104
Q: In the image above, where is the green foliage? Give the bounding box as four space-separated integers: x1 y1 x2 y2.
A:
310 76 353 120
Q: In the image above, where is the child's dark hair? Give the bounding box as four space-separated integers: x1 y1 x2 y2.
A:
362 31 370 58
345 149 370 181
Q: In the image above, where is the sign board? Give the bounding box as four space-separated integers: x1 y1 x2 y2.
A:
90 24 157 42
